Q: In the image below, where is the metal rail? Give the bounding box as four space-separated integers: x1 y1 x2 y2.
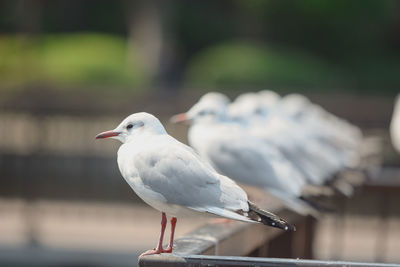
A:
139 254 400 267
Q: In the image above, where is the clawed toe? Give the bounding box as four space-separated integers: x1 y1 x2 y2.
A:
139 246 174 257
163 246 173 253
139 248 162 257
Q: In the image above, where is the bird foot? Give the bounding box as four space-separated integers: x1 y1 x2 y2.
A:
140 246 173 257
163 246 173 253
139 248 162 257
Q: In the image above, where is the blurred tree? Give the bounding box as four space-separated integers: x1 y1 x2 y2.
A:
185 42 343 91
0 0 399 93
126 0 179 87
16 0 43 35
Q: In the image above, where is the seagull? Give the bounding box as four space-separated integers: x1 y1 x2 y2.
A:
278 94 365 195
229 92 322 183
229 92 341 185
232 92 362 181
279 94 362 165
391 94 400 154
95 112 295 257
172 94 321 216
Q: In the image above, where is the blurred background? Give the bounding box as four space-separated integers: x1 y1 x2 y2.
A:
0 0 399 266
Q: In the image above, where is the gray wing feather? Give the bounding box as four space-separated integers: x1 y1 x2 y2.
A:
133 139 247 211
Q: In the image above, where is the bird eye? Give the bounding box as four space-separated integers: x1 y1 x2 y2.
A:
126 124 133 129
199 110 215 116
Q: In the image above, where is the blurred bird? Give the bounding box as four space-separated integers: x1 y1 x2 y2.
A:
96 112 295 257
230 92 362 187
228 91 332 186
172 93 321 216
278 94 363 195
279 94 362 168
391 94 400 154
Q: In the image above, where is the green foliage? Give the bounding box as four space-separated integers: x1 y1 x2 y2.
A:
185 42 344 90
0 36 36 84
0 33 149 90
185 41 400 93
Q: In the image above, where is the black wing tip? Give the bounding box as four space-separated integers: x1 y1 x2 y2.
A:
284 223 296 231
248 201 296 232
266 217 296 231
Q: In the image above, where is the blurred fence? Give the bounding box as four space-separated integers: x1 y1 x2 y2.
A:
0 112 123 156
0 112 187 202
0 92 396 202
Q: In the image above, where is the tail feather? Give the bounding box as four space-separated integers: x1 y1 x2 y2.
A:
247 201 296 231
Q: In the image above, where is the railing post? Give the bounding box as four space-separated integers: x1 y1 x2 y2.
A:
266 226 294 258
265 215 316 259
293 216 316 259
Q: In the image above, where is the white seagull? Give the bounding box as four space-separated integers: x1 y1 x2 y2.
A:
95 112 294 257
172 94 321 216
230 92 362 196
229 92 342 185
230 92 362 184
391 94 400 153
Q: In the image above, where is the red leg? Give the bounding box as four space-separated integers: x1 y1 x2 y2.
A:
140 212 168 257
164 217 177 253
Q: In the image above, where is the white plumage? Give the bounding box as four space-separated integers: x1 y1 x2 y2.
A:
391 94 400 153
176 93 319 216
96 112 294 257
173 91 364 215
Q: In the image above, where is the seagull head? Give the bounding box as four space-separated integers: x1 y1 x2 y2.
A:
171 92 230 124
95 112 166 143
258 90 281 107
229 91 280 123
279 94 311 119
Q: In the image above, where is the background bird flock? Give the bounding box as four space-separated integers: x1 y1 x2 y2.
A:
172 90 370 217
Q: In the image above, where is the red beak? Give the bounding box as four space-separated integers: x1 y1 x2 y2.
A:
95 130 120 139
170 113 190 124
